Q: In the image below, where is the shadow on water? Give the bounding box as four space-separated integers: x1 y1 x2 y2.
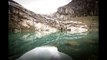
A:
8 31 98 60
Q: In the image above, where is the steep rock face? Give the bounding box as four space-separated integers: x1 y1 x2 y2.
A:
51 0 98 32
8 0 58 33
54 0 98 18
8 0 98 33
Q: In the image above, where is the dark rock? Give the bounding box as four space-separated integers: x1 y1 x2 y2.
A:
54 0 98 17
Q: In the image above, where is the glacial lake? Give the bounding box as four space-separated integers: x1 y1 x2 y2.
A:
8 31 98 60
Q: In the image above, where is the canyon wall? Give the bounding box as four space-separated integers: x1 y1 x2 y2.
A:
54 0 98 18
8 0 58 33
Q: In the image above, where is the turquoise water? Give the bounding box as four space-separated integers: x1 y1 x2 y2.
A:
8 31 98 60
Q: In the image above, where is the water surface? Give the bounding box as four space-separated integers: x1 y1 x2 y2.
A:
9 31 98 60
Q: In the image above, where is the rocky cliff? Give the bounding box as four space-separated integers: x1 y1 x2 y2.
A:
53 0 98 18
8 0 98 33
8 0 58 33
52 0 98 32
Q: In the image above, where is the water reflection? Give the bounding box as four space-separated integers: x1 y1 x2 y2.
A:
21 31 51 40
9 31 98 60
21 30 88 42
17 46 73 60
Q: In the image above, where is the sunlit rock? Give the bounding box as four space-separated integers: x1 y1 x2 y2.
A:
59 20 88 34
36 23 58 31
67 26 88 34
17 46 73 60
